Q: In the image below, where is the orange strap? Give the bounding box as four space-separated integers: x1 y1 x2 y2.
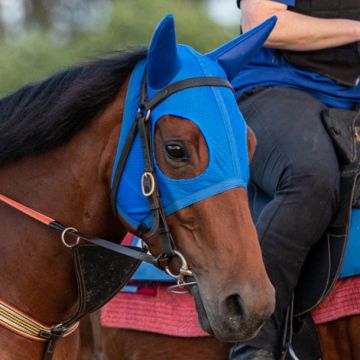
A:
0 194 55 226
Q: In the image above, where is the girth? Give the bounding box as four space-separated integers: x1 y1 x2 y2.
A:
0 72 233 360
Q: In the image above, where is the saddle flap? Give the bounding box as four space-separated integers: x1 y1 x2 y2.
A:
322 108 359 164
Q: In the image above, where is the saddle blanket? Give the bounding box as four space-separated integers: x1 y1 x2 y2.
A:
101 283 207 337
101 275 360 335
311 275 360 324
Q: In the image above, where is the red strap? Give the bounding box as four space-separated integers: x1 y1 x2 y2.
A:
0 194 55 226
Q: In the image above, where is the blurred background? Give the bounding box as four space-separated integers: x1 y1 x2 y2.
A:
0 0 240 97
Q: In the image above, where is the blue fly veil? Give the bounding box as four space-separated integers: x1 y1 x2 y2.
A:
111 15 277 231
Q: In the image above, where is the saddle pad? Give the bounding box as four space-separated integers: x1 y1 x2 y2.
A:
101 277 360 335
311 275 360 324
339 209 360 278
100 284 207 337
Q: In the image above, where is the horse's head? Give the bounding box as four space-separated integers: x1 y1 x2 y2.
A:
113 15 276 342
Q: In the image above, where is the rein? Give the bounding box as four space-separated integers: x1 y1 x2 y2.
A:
0 71 233 359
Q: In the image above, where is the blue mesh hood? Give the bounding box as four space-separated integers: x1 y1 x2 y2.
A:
110 14 276 229
112 46 249 229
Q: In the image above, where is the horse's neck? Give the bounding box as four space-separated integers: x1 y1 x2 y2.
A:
0 86 127 325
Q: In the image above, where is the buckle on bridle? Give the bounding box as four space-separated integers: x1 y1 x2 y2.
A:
145 109 151 121
141 172 156 197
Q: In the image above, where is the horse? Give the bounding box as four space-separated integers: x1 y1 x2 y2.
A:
80 204 360 359
0 15 278 360
78 21 360 360
82 309 360 360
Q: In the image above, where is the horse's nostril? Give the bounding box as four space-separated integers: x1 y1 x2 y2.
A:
225 294 244 321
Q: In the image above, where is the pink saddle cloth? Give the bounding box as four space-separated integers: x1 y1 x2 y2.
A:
311 275 360 324
101 283 207 336
101 275 360 336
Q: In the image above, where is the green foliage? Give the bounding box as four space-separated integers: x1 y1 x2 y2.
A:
0 0 237 97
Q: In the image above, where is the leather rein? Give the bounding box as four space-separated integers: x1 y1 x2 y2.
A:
0 70 233 359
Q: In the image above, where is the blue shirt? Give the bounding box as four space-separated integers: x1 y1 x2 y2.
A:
233 0 360 109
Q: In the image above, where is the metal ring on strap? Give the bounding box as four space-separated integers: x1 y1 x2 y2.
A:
164 250 193 280
141 172 156 197
61 227 80 248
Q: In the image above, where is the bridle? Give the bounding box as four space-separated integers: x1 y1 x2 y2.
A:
0 69 233 359
110 70 233 282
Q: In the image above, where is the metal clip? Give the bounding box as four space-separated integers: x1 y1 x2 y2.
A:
61 227 80 248
141 172 156 197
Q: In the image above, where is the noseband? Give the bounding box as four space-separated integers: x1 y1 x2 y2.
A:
0 71 233 359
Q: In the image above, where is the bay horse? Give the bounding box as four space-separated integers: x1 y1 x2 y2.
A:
82 310 360 360
78 19 360 360
0 15 277 360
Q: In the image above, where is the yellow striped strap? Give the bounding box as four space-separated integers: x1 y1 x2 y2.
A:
0 300 78 341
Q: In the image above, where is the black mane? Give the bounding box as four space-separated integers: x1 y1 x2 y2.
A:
0 49 147 166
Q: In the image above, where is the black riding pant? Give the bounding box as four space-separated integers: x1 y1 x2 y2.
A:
231 87 340 357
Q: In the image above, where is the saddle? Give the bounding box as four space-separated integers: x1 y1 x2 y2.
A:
294 106 360 316
249 106 360 359
249 106 360 314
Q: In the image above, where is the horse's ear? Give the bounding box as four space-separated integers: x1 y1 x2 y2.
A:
207 16 277 81
247 126 257 163
147 14 180 89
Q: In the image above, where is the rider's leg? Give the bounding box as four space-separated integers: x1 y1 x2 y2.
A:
231 87 340 358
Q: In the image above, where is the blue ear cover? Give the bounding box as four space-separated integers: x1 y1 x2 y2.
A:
147 14 181 89
207 16 277 81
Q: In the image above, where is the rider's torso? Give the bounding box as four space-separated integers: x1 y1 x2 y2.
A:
283 0 360 86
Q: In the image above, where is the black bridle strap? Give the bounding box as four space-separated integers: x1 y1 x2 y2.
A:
137 110 175 256
143 77 233 111
138 76 234 257
110 118 138 216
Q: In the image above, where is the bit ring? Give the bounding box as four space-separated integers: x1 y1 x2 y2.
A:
164 250 193 280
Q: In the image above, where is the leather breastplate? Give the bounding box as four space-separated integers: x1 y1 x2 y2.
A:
282 0 360 86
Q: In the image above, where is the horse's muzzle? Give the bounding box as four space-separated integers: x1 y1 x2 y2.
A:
193 280 275 343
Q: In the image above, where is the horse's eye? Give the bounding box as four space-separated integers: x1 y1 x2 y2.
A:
165 143 188 160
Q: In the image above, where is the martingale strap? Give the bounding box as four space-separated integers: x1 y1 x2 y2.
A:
0 193 157 265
